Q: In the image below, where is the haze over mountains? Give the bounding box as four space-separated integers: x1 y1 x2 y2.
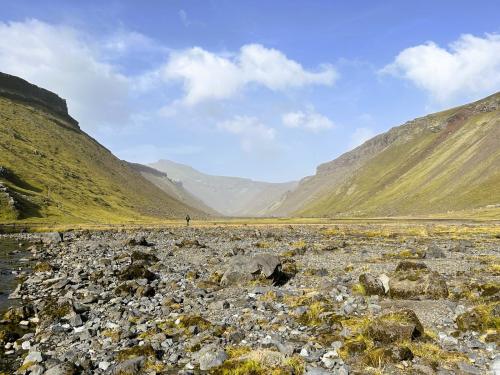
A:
0 72 498 223
149 160 298 217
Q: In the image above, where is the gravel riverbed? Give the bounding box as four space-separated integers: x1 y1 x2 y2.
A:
0 224 498 374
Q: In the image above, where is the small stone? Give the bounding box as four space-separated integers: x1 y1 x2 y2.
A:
23 351 43 364
99 361 111 370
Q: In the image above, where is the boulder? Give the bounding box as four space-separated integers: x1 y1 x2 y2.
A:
196 346 228 370
220 254 282 286
359 273 385 296
425 244 446 258
389 269 448 299
112 356 145 375
118 264 156 282
130 251 158 264
366 309 424 344
42 232 63 244
125 235 152 247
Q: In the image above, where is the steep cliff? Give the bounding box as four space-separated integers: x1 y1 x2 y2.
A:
0 72 78 128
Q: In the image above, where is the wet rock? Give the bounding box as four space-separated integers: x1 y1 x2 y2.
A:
366 309 424 344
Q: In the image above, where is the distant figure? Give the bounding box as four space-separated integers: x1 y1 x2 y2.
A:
186 214 191 226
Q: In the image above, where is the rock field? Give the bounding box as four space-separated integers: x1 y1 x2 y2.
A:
0 223 499 374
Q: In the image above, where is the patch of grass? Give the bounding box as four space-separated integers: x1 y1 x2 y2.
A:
213 350 305 375
33 261 52 272
116 344 156 361
456 302 500 332
405 341 469 366
101 329 121 343
352 283 366 296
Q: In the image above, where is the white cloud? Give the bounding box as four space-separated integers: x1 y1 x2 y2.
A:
0 19 130 130
178 10 189 27
349 127 375 149
382 33 500 102
162 44 337 105
217 116 276 153
282 109 334 132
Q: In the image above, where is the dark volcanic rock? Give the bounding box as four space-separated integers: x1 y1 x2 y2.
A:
118 264 156 281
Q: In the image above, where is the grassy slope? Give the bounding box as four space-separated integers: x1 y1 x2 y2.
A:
295 93 500 217
0 97 205 224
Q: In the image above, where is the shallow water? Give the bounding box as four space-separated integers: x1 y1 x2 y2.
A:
0 237 32 372
0 237 31 314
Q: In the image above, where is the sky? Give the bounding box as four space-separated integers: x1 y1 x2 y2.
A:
0 1 499 182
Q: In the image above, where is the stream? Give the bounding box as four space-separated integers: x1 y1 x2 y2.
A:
0 236 33 372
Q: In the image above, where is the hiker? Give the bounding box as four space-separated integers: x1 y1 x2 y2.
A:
186 214 191 226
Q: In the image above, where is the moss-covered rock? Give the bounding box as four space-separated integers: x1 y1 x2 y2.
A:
366 309 424 345
389 269 448 299
456 303 500 332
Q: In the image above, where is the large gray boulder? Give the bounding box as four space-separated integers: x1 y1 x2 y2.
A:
221 254 281 286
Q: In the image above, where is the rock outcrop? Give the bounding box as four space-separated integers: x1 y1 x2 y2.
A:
0 71 79 128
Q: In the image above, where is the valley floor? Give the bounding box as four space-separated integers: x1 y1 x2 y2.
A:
0 222 499 374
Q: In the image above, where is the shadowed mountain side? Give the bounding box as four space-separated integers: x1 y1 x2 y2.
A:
149 160 298 217
271 92 500 217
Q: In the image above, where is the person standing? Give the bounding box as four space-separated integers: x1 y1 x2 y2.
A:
186 214 191 226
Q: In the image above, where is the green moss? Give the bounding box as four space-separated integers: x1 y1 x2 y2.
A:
456 302 500 332
116 344 156 361
33 261 52 272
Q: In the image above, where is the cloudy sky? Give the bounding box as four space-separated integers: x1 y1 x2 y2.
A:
1 1 499 182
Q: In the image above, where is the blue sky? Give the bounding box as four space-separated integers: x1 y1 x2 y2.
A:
1 1 499 182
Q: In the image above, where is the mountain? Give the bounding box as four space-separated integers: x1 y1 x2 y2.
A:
0 72 208 223
149 160 298 217
271 92 500 217
127 162 220 216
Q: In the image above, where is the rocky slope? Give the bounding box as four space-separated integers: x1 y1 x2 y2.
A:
0 72 207 223
1 223 498 374
150 160 298 217
271 92 500 217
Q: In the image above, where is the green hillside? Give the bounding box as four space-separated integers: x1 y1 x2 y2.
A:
0 78 206 224
274 92 500 217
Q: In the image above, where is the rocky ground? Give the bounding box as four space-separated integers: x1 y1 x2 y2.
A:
0 223 499 374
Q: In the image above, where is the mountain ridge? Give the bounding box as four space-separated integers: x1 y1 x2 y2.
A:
0 72 209 223
271 91 500 217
